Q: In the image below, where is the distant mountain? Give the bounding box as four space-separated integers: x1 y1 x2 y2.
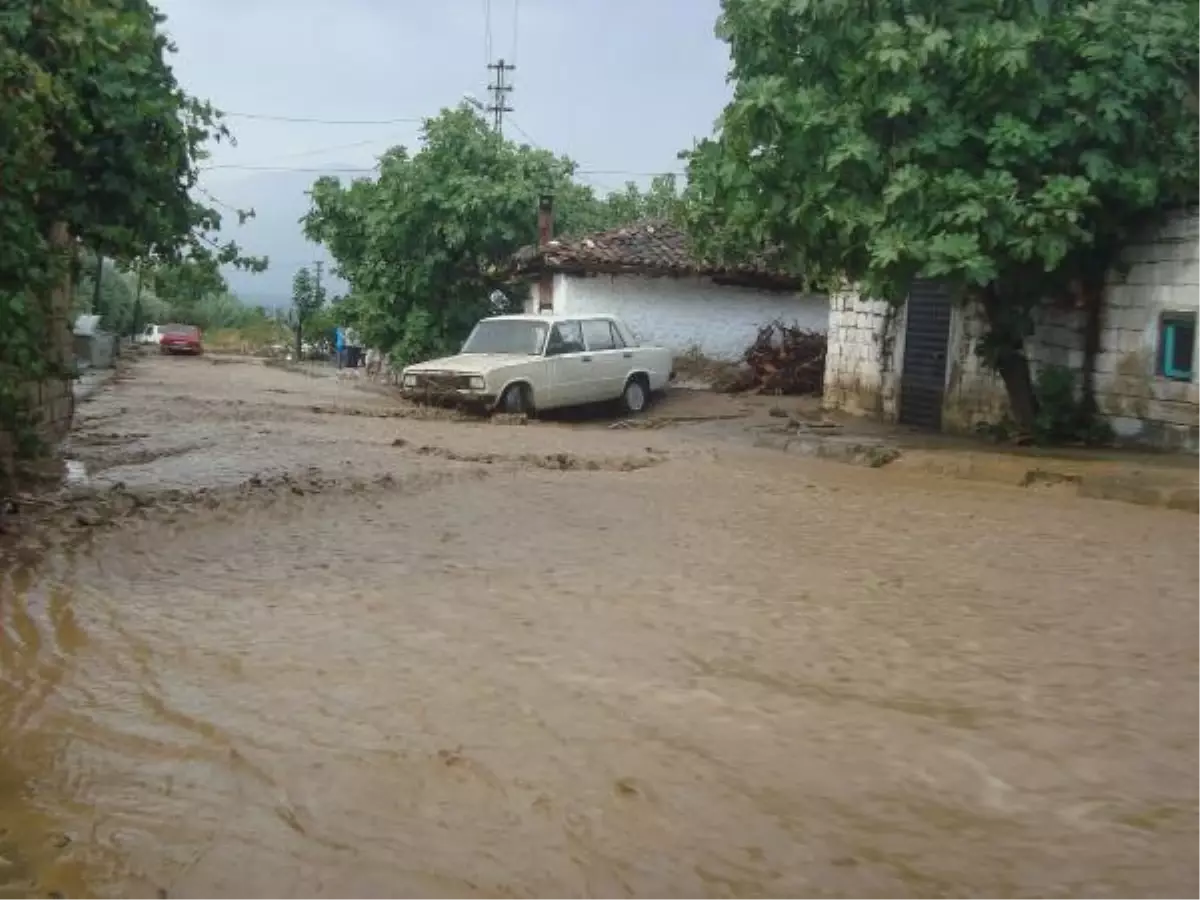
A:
236 291 292 310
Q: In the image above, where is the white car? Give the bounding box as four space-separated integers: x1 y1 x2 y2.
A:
400 314 674 415
137 324 163 345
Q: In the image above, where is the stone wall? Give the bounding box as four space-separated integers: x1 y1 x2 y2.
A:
823 210 1200 451
0 230 76 487
940 300 1097 432
822 291 906 418
940 211 1199 449
1092 212 1199 449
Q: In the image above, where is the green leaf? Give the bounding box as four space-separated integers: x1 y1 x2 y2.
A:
682 0 1197 335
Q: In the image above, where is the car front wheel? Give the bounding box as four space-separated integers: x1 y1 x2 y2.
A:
498 383 531 416
619 376 648 415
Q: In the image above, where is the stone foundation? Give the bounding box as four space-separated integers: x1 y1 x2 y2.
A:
0 227 77 488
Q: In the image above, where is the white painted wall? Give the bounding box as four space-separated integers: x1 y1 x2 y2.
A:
537 273 828 360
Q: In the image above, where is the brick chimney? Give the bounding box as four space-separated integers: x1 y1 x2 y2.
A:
535 194 556 313
537 193 554 247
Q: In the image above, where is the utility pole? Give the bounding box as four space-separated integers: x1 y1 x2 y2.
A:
130 263 144 339
486 58 515 135
313 260 323 300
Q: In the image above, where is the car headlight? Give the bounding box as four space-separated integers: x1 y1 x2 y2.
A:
467 375 485 391
402 374 417 388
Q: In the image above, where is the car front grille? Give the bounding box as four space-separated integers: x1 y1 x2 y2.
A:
411 372 472 391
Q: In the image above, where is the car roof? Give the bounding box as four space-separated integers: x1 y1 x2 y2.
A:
482 314 616 324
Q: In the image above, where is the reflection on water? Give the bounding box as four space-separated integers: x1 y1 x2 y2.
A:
64 461 89 489
2 357 1197 898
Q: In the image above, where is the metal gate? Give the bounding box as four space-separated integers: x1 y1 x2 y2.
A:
898 279 952 430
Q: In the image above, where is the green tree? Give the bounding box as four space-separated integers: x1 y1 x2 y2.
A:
0 0 267 458
303 106 620 364
684 0 1198 431
290 267 326 358
305 303 338 351
598 174 687 227
150 256 228 320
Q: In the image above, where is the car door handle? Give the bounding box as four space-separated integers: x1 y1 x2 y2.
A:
581 355 592 362
622 351 633 358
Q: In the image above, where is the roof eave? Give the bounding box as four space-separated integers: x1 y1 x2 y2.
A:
512 258 805 292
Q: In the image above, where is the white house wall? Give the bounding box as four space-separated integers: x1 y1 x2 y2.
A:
549 273 828 360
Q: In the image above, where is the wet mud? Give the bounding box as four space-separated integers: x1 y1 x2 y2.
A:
1 355 1196 898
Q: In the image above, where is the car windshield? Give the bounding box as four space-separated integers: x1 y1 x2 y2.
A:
460 320 547 355
162 323 197 336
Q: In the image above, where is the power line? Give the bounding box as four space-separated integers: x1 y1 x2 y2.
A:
198 137 406 172
507 119 538 146
218 110 422 125
199 164 377 173
195 184 242 213
197 162 685 178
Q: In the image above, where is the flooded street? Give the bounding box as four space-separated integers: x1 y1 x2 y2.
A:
2 355 1196 898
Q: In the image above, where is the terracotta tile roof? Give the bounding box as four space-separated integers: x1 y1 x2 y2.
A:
511 220 802 288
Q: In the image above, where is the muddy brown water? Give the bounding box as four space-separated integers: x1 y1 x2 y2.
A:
1 356 1197 898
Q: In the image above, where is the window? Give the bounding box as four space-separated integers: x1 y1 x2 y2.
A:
545 320 585 355
581 319 617 351
461 320 548 355
1158 312 1196 381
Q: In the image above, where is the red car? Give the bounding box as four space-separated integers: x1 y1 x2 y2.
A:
159 323 203 356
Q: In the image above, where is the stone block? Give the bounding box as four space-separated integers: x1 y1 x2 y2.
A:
1099 348 1123 372
1172 260 1200 285
1150 378 1198 405
1146 398 1200 427
1161 283 1200 312
1117 328 1150 354
1159 214 1200 242
1122 262 1156 286
1115 302 1154 331
1104 283 1141 309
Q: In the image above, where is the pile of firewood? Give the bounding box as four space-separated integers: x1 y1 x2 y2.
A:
742 321 827 395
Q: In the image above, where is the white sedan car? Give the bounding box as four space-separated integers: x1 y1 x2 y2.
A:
400 314 674 415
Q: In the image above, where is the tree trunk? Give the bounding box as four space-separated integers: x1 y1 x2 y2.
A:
91 253 104 316
69 244 82 293
131 266 144 339
994 350 1038 435
294 324 303 361
980 284 1038 435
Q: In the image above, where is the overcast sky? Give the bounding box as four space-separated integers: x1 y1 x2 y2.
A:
154 0 732 300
